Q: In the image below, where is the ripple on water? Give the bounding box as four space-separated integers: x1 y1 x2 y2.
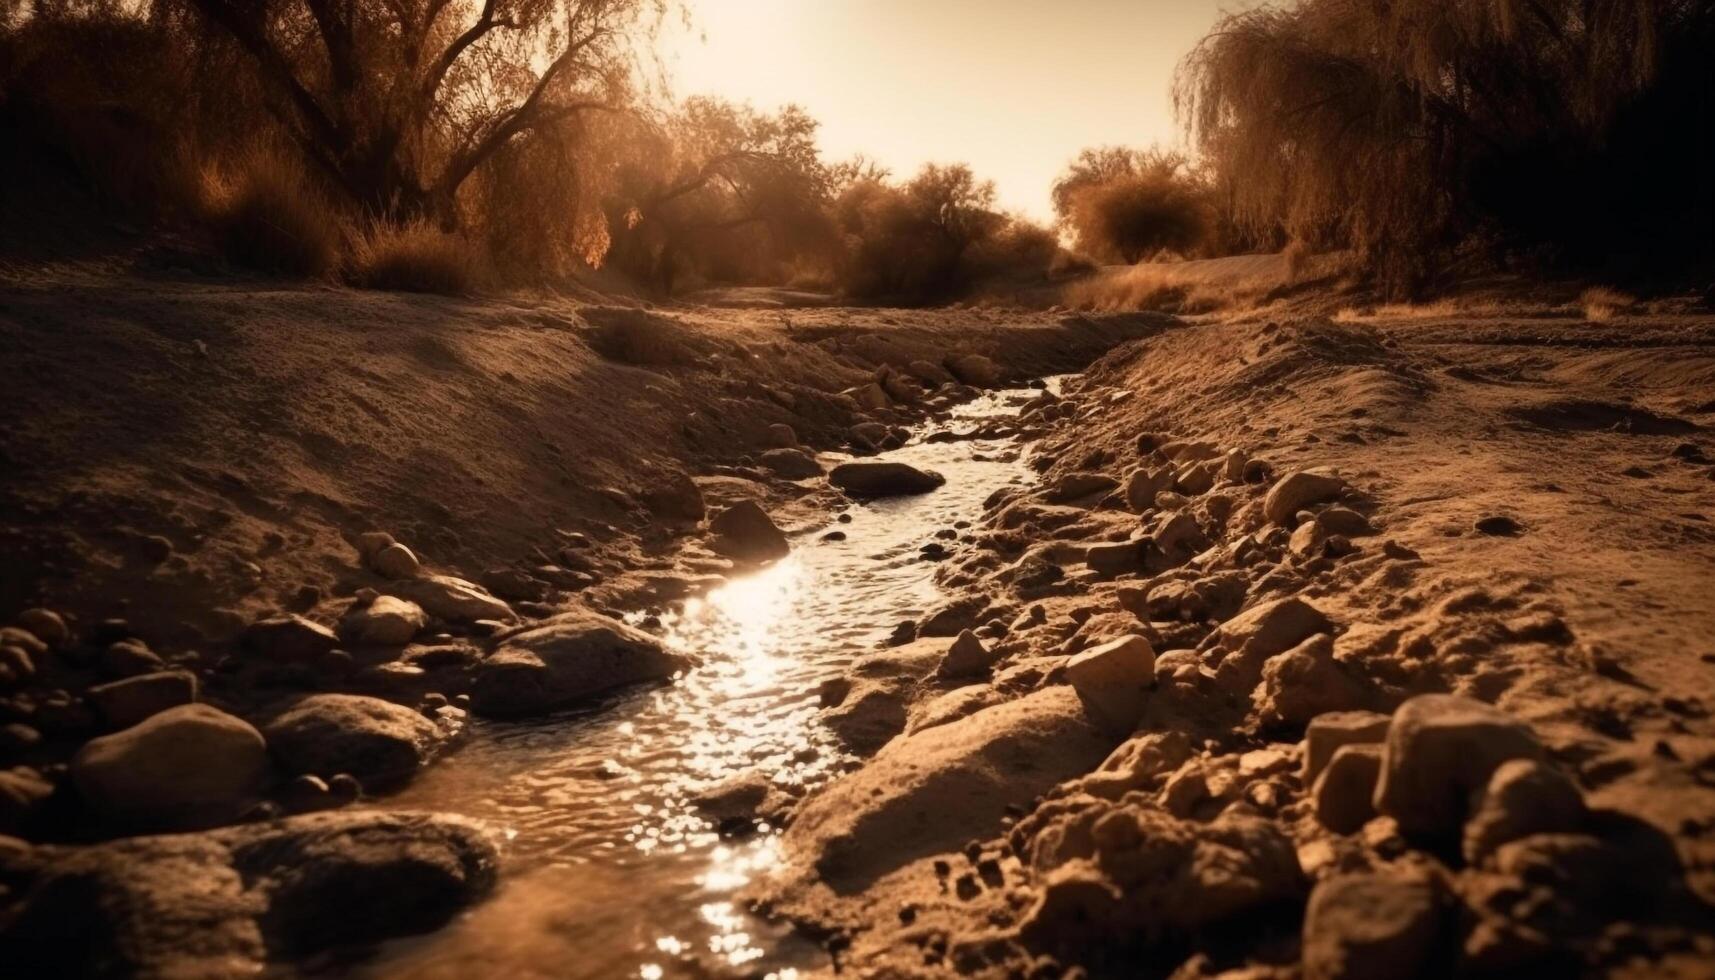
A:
355 386 1050 979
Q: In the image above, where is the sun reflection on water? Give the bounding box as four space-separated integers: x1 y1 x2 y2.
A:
363 383 1052 978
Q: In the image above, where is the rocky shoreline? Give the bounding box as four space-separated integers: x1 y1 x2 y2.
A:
0 332 1085 975
745 316 1715 978
4 302 1714 977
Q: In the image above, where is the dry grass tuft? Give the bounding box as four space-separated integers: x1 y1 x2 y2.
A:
347 221 476 295
1579 286 1636 322
200 151 342 278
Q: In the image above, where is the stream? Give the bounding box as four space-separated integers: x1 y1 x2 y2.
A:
348 384 1051 979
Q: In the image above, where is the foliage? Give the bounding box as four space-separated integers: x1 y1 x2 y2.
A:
1177 0 1715 292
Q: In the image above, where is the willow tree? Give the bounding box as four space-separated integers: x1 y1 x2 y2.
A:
1176 0 1707 289
181 0 666 224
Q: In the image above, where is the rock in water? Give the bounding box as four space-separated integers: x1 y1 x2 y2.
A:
71 704 268 828
0 810 497 977
471 609 694 718
1263 469 1346 525
1302 872 1445 980
262 694 441 788
828 460 946 498
708 500 790 561
1374 694 1546 838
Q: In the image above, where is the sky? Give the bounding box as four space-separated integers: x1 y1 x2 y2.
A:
660 0 1240 223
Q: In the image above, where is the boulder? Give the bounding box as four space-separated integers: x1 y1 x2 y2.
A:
1085 540 1144 575
829 461 946 498
356 531 396 560
849 421 890 449
1079 731 1195 800
1065 635 1156 731
1208 597 1334 696
471 609 692 718
101 639 164 677
71 704 268 828
765 422 798 448
944 353 1002 387
0 811 496 977
1018 804 1303 945
1049 472 1119 503
340 595 427 646
1263 469 1346 525
262 694 441 787
847 382 891 411
1302 872 1445 980
707 500 790 561
642 471 706 524
387 575 514 623
86 671 198 730
0 767 53 833
758 448 823 479
15 609 69 648
1374 695 1546 838
1462 759 1586 864
938 629 996 677
784 687 1114 891
242 615 337 663
1124 466 1173 512
1174 462 1216 496
1302 710 1390 784
1253 635 1371 726
369 542 421 580
1313 744 1383 833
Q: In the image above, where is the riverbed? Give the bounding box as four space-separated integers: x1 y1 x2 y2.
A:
346 385 1050 979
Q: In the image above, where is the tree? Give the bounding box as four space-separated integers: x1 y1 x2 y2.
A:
1052 146 1208 263
179 0 664 224
1050 146 1187 224
602 97 835 292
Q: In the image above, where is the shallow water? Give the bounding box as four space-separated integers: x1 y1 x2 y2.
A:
353 386 1048 980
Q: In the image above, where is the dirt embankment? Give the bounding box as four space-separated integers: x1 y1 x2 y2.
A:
0 268 1164 647
759 309 1715 977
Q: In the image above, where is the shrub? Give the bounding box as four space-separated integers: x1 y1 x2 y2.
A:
1066 173 1210 264
1578 287 1635 322
965 217 1060 282
348 221 475 294
200 150 342 278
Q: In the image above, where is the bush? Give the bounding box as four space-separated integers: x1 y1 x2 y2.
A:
965 218 1060 282
1066 173 1210 264
348 221 475 294
201 150 342 278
